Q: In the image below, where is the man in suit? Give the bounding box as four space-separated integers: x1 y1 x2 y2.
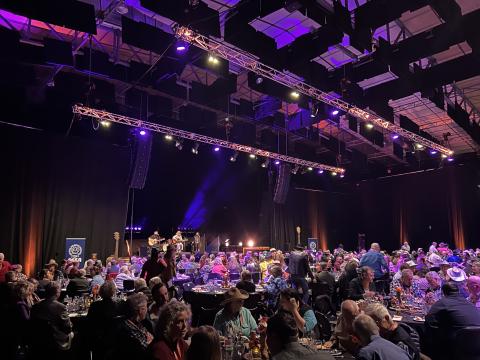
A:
30 281 74 354
288 246 314 304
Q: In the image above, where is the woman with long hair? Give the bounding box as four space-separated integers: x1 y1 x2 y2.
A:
185 326 221 360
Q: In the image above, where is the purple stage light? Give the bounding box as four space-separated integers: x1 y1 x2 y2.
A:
318 169 324 174
331 110 339 116
447 157 454 162
176 45 186 51
214 147 220 152
139 130 146 136
274 160 280 165
392 134 399 140
430 150 438 155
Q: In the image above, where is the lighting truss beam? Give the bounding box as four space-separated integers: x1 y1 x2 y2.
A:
175 27 454 156
72 105 345 173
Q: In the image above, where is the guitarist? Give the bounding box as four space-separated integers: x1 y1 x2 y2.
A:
148 231 165 253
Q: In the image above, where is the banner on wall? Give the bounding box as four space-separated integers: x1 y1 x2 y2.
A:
307 238 318 252
65 238 86 264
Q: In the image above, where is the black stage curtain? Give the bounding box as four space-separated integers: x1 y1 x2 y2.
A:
260 188 358 251
0 126 130 275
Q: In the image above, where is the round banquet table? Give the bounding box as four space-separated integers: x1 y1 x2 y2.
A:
389 310 427 351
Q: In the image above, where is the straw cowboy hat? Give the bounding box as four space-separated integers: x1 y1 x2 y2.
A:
447 266 467 282
221 287 249 305
45 259 59 268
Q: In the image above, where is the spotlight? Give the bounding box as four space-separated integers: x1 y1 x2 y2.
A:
331 110 339 116
165 134 173 140
192 142 199 154
247 239 254 247
415 144 424 150
238 242 243 247
332 172 338 176
430 150 438 155
230 151 238 162
290 91 300 99
139 130 146 136
307 167 313 171
249 154 256 159
274 160 280 165
391 134 399 140
366 123 374 130
291 164 300 174
318 169 324 174
447 157 454 162
256 77 263 85
261 158 270 168
175 40 188 52
115 0 128 14
208 55 219 64
175 139 184 150
441 154 447 159
100 120 111 127
214 146 220 152
340 174 345 178
448 150 454 156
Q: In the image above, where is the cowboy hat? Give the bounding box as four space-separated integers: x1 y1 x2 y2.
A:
405 260 417 267
221 287 249 305
447 267 467 282
45 259 59 267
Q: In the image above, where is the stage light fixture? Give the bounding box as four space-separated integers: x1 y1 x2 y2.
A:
165 134 173 140
340 174 345 178
366 123 374 130
139 130 146 136
332 171 338 176
274 160 280 165
447 157 454 162
214 146 220 152
430 150 438 155
441 154 447 159
100 120 111 127
249 154 256 159
331 110 339 116
415 144 424 150
318 169 324 174
175 139 184 150
208 55 219 64
392 134 399 140
192 142 199 154
238 242 243 246
230 151 238 162
116 0 128 14
290 91 300 99
175 40 188 52
291 164 300 174
310 103 319 118
307 167 313 171
256 77 263 85
261 158 270 168
247 239 254 247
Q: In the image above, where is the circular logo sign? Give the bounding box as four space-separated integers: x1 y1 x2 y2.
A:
309 241 317 251
68 244 82 258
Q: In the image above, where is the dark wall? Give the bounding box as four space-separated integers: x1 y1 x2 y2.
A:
0 125 131 275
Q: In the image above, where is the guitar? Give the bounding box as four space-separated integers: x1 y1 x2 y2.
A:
114 231 120 258
148 232 166 247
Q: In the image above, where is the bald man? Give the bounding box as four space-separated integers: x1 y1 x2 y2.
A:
330 300 361 354
359 243 388 280
467 276 480 309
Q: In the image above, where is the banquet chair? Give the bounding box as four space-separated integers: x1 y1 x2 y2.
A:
454 326 480 359
314 311 332 341
197 306 219 327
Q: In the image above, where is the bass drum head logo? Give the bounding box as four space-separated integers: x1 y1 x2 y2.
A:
68 244 82 258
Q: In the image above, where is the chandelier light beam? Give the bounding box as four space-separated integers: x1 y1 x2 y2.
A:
175 27 453 156
72 105 346 173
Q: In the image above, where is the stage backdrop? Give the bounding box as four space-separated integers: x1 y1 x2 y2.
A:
0 126 130 275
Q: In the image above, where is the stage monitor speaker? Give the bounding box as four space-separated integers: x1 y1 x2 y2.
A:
273 163 291 204
129 133 152 189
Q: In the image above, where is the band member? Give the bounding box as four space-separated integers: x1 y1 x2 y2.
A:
172 230 183 243
148 231 166 254
193 232 201 252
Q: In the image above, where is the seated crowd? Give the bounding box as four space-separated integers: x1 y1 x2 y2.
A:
0 239 479 360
